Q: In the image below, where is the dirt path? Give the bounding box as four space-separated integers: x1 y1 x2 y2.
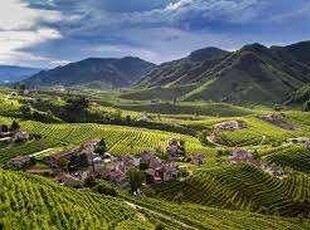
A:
124 201 199 230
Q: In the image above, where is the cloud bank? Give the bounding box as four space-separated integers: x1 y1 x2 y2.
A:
0 0 309 67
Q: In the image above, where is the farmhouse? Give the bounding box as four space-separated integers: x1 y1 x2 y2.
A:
229 148 253 164
6 155 32 170
191 154 206 165
44 140 100 170
214 120 246 132
259 113 295 130
166 138 186 158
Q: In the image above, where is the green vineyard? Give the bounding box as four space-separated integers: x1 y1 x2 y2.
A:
0 169 154 229
1 88 310 229
151 164 310 217
1 169 308 230
0 117 213 165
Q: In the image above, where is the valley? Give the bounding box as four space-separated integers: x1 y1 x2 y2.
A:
1 84 310 229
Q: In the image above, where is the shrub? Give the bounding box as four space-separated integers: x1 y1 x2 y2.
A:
10 120 20 132
95 139 108 156
93 183 118 197
303 100 310 112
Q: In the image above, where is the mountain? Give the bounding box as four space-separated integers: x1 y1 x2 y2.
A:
0 65 41 83
22 57 155 89
135 41 310 104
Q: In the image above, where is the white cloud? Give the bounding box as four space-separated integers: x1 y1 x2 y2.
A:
0 0 60 30
0 0 63 67
0 28 63 67
166 0 193 11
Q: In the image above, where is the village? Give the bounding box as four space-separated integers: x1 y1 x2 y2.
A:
5 135 206 194
0 121 30 146
4 115 310 193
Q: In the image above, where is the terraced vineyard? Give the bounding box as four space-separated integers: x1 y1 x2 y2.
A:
0 169 154 229
216 117 295 146
264 145 310 173
2 89 310 229
1 169 308 230
131 198 310 230
0 93 20 117
0 117 213 165
151 164 310 217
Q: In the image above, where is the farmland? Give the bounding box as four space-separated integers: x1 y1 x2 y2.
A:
1 88 310 229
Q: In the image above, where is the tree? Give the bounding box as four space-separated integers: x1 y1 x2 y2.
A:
303 100 310 112
62 96 89 122
128 168 145 194
179 140 186 157
10 120 20 132
0 124 8 133
19 84 26 92
94 139 108 156
20 104 32 118
273 103 283 112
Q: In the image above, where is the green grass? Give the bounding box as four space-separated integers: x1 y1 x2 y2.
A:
118 102 253 117
216 117 295 146
119 85 197 102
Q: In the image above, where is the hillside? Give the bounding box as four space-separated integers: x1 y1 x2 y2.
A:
1 90 310 229
1 169 309 229
21 57 155 89
134 41 310 104
0 65 41 83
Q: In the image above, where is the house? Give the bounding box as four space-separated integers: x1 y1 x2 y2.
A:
163 162 178 181
137 113 152 122
55 174 83 187
191 154 206 165
12 131 30 143
229 148 253 164
166 138 185 158
260 163 286 179
214 120 246 132
6 155 32 170
53 85 66 92
259 113 295 130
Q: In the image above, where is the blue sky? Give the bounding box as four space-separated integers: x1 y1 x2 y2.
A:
0 0 310 67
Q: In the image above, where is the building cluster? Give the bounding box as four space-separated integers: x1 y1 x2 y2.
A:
259 113 295 130
166 138 186 158
214 120 246 132
287 137 310 150
0 124 30 145
228 148 286 179
94 151 182 187
6 155 32 170
7 138 201 189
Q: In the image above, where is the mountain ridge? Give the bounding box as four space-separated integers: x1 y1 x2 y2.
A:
0 65 42 83
21 56 155 89
135 40 310 104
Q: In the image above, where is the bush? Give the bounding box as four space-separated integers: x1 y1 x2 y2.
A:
10 120 20 132
93 183 118 197
95 139 107 156
84 175 97 188
155 223 165 230
303 100 310 112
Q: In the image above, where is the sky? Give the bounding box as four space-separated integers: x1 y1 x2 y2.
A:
0 0 309 68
